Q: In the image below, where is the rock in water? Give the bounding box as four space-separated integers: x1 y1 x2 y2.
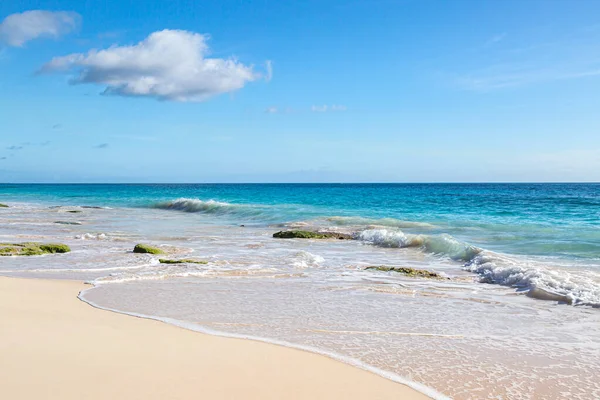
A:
273 230 352 240
365 266 447 279
0 242 71 256
133 244 164 254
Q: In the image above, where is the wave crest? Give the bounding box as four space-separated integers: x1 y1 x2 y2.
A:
466 253 600 307
153 198 236 213
152 198 267 219
357 229 481 261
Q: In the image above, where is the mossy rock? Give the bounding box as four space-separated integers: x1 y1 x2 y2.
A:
66 210 82 213
133 244 164 254
0 242 71 256
273 230 352 240
365 266 446 279
38 244 71 253
0 203 8 208
54 221 82 225
159 258 208 264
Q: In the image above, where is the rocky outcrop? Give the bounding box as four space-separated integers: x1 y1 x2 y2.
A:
0 242 71 256
273 230 352 240
158 258 208 264
133 244 164 254
365 266 447 279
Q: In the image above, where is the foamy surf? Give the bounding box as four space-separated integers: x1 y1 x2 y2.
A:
291 251 325 269
466 252 600 306
356 228 482 261
356 228 600 306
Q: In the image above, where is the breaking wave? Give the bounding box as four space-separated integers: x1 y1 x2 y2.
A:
357 228 600 306
466 253 600 307
356 228 482 261
151 198 268 219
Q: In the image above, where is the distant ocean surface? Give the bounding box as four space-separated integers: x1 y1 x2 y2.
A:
1 183 599 399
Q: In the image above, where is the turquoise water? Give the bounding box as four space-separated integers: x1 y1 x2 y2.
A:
2 183 600 260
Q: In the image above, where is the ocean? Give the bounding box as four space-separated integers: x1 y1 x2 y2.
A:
1 183 599 399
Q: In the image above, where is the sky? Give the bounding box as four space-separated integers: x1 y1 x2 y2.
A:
1 0 600 183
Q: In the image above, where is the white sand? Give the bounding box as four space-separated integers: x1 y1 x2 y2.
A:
0 277 430 399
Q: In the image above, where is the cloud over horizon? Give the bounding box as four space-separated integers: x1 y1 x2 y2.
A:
41 29 267 102
311 104 347 112
0 10 80 47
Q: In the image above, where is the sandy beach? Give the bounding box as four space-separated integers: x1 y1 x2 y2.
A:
0 277 429 400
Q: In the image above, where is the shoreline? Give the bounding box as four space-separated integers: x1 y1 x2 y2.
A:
0 276 432 400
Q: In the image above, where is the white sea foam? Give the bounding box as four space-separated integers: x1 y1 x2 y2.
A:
23 260 159 274
291 251 325 269
75 233 108 240
357 228 481 261
357 229 600 305
90 262 288 284
466 252 600 306
92 269 211 284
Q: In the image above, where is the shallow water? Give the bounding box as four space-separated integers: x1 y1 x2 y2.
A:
1 184 599 399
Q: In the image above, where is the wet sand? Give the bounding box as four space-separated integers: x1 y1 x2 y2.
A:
0 276 430 400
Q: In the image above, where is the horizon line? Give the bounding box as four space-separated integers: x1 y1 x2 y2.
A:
1 182 599 185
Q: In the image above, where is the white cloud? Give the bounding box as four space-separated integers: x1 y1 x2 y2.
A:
41 29 268 102
265 106 278 113
311 104 346 112
0 10 80 47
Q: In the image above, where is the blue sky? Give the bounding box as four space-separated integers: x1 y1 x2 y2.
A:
1 0 599 182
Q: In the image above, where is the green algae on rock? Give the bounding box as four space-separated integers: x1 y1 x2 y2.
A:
158 258 208 264
133 244 164 254
365 266 446 279
0 242 71 256
273 230 352 240
54 221 83 225
0 203 8 208
66 210 82 213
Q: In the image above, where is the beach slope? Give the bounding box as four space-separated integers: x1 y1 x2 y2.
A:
0 277 429 400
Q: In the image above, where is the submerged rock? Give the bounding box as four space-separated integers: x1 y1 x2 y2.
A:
0 203 8 208
133 244 164 254
365 266 447 279
54 221 83 225
0 242 71 256
273 230 352 240
158 258 208 264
